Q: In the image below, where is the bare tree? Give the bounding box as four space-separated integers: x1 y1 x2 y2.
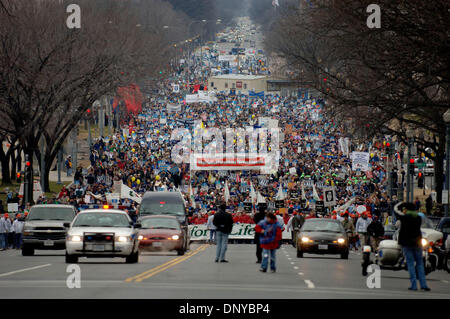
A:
263 0 450 202
0 0 178 193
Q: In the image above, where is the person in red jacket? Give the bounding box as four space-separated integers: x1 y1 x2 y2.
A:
254 212 283 273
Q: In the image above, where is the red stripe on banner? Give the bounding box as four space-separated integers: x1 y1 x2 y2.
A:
196 163 266 167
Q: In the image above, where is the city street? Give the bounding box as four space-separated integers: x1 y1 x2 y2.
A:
1 0 449 306
0 244 448 299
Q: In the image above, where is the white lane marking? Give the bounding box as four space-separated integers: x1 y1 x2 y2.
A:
290 262 295 265
293 266 299 270
442 280 449 284
298 272 304 276
0 264 52 278
304 280 315 289
288 257 292 260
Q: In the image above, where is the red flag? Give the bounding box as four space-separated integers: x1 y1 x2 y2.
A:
113 84 143 115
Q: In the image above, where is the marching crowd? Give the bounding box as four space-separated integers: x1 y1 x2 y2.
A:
0 30 428 254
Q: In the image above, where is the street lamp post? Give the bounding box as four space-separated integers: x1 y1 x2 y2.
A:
406 129 414 203
443 109 450 216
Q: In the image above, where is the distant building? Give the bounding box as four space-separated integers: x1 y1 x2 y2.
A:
208 74 268 94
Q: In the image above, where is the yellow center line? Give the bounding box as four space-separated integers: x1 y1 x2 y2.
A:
125 244 207 283
134 244 208 283
125 246 201 283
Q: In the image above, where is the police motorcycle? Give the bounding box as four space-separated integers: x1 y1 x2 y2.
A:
362 203 441 276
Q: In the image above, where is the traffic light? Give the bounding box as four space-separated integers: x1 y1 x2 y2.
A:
418 172 424 188
16 172 22 182
408 158 415 174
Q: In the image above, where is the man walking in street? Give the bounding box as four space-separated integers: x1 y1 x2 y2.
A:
255 212 283 273
253 206 266 263
394 202 430 291
213 203 233 263
291 211 305 248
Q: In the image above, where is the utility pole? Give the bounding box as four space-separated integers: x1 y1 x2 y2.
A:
406 129 415 202
57 147 62 185
24 154 31 204
39 138 46 192
71 127 78 173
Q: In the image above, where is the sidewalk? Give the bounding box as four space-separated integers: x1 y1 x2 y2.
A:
48 170 74 183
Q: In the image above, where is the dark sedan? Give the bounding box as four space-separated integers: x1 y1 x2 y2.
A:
296 219 349 259
138 215 188 255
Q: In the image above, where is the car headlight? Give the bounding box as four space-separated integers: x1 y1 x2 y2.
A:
171 235 180 240
117 236 130 243
301 237 312 243
337 238 345 244
421 238 428 247
68 235 82 242
138 235 144 241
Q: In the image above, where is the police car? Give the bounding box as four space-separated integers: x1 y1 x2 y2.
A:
64 208 141 263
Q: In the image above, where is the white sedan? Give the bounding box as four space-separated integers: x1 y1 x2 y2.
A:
65 209 141 264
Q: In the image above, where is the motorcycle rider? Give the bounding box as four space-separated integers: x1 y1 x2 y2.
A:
367 214 384 252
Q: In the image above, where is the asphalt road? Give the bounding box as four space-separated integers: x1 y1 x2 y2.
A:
0 243 448 299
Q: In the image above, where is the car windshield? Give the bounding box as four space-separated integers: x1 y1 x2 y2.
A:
421 216 435 229
140 218 180 230
140 203 185 216
72 213 131 228
302 220 343 232
27 206 75 221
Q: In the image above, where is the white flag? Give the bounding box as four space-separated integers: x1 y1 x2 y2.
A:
224 181 230 204
120 184 142 204
312 184 320 201
250 182 257 203
276 183 286 200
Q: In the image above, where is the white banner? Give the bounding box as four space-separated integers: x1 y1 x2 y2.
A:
188 223 291 241
167 104 182 113
190 153 272 171
7 203 18 212
351 151 370 172
218 55 236 62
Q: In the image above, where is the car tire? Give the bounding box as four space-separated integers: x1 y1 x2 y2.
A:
65 253 78 264
341 252 349 259
177 250 185 256
297 249 303 258
21 246 34 256
126 251 139 264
